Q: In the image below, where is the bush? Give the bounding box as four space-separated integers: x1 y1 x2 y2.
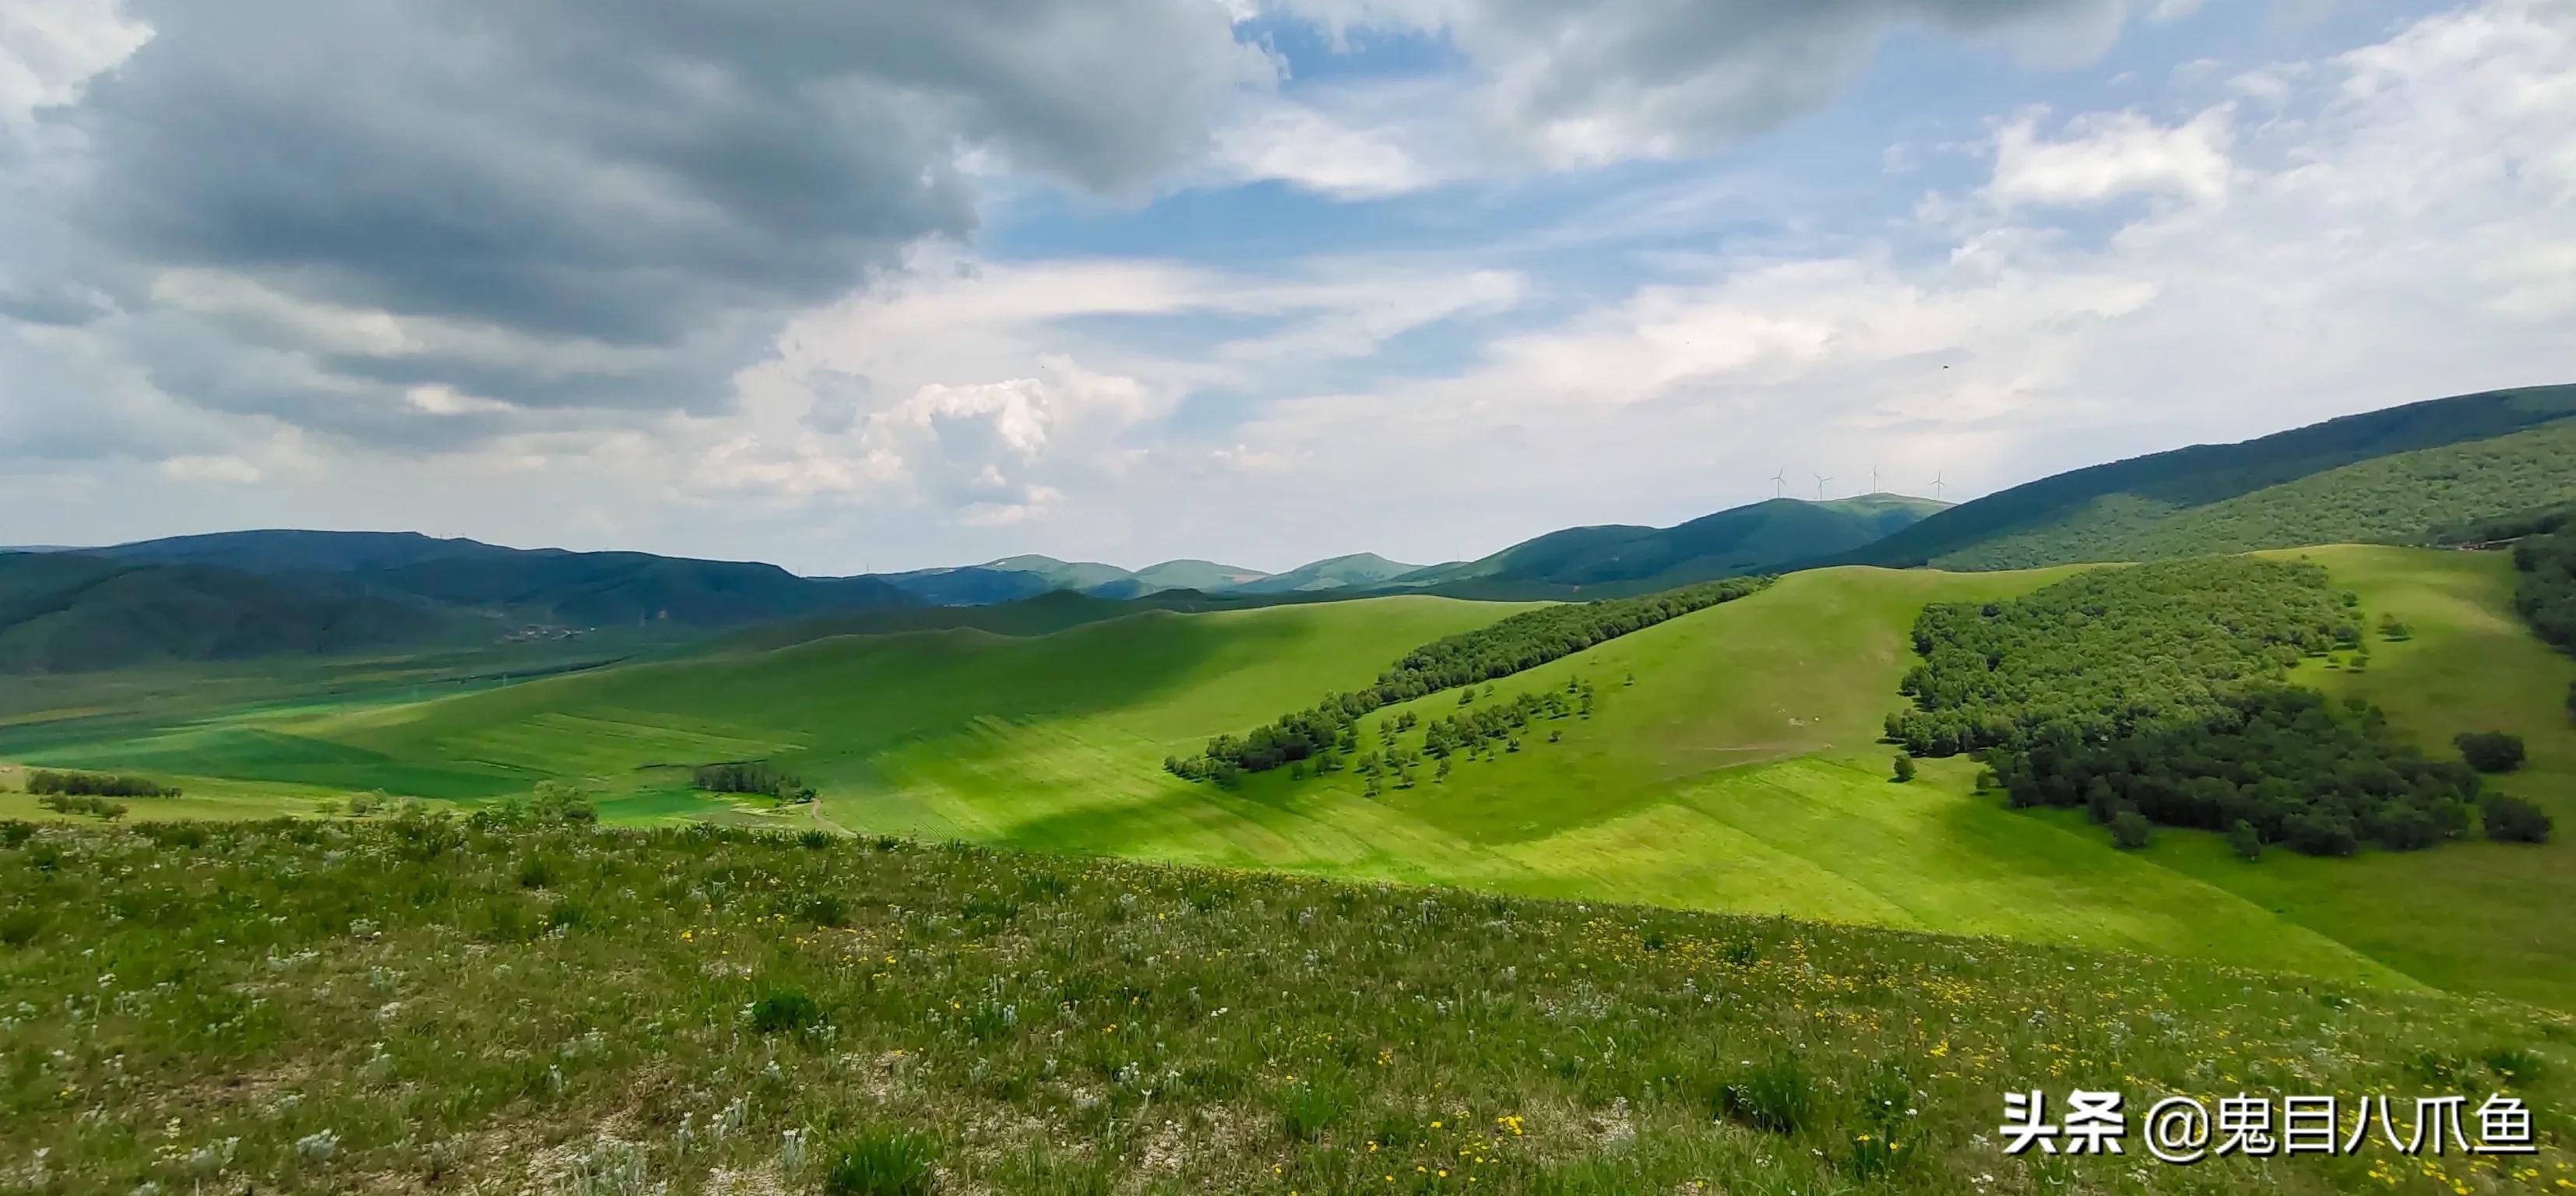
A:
2455 731 2527 774
2228 819 2263 861
1717 1054 1813 1134
751 987 822 1034
2483 794 2553 843
2110 809 2152 850
1891 754 1916 783
822 1131 937 1196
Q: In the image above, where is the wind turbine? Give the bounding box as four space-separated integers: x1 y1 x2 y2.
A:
1814 472 1832 501
1770 469 1787 498
1930 471 1946 501
1870 466 1881 495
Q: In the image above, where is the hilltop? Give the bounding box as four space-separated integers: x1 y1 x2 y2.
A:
1844 382 2576 570
1399 494 1948 596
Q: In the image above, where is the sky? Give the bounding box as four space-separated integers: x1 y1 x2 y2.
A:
0 0 2568 575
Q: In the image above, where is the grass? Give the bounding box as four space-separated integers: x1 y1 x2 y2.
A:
5 550 2571 1006
5 818 2571 1194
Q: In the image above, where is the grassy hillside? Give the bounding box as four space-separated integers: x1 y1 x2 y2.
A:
0 551 463 671
12 547 2574 1005
1847 382 2576 569
1938 419 2576 569
1405 495 1948 596
14 821 2564 1194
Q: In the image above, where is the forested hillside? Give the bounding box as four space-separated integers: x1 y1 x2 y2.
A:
1937 419 2576 568
1892 558 2512 856
1179 576 1768 778
1400 495 1944 595
1842 383 2576 570
0 552 462 671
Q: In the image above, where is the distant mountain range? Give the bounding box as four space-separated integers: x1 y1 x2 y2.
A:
1393 494 1951 598
7 381 2571 671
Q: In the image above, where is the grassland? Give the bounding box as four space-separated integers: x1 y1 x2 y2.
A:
6 547 2571 1008
6 818 2570 1194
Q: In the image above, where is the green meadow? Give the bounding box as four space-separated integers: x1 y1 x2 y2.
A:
6 547 2572 1004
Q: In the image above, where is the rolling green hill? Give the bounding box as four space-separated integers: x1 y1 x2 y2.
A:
1402 494 1948 596
11 545 2572 1002
0 551 464 672
93 528 523 572
1934 418 2576 569
1842 382 2576 570
60 529 924 635
1226 551 1424 594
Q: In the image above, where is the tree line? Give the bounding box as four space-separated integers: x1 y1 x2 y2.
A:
1167 576 1767 782
26 769 177 798
693 762 815 803
1893 558 2539 855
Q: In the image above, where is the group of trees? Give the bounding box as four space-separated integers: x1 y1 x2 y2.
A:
2504 507 2576 658
1892 558 2528 855
1887 558 2359 758
1171 576 1766 779
26 769 175 798
692 762 815 803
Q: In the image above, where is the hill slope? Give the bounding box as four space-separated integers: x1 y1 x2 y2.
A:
17 821 2554 1194
71 529 922 631
1404 495 1947 595
16 547 2574 1002
0 551 462 671
1844 382 2576 569
1226 551 1424 594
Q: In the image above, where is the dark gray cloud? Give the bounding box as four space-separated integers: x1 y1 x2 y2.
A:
12 0 1269 445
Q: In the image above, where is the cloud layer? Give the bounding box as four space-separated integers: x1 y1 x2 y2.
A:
2 0 2569 575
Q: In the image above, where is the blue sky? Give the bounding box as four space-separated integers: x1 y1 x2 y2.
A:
1 0 2569 573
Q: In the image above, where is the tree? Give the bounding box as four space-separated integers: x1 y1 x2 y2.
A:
2110 809 2152 850
2228 819 2262 861
2455 731 2527 774
1435 757 1453 783
2483 794 2553 843
1891 754 1916 783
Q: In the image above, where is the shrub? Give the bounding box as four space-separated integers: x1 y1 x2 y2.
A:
0 909 39 947
2110 809 2152 850
1718 1054 1813 1134
1891 754 1916 783
822 1131 937 1196
0 821 32 848
798 828 833 850
2483 794 2553 844
2228 819 2263 861
751 987 822 1034
2455 731 2527 774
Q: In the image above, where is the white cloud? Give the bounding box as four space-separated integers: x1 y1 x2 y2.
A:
1216 100 1442 198
1988 107 2235 208
0 0 150 128
155 453 260 484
